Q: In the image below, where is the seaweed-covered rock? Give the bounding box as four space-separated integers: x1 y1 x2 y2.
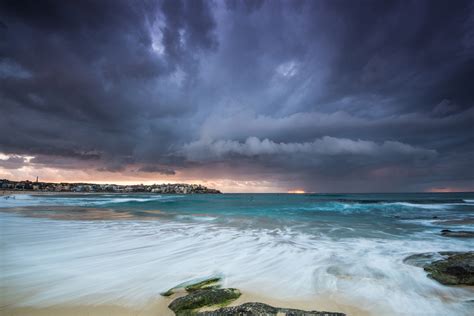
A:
161 288 176 297
440 229 474 238
424 252 474 285
165 278 345 316
196 302 346 316
161 277 221 297
185 277 221 292
168 288 241 315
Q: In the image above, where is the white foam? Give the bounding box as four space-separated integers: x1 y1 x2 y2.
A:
1 213 473 315
0 194 179 208
387 202 450 210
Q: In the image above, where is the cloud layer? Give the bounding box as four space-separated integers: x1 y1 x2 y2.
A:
0 0 473 192
184 136 436 160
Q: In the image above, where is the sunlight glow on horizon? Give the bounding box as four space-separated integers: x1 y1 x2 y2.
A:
288 189 306 194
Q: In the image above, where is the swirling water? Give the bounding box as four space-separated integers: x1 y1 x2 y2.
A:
1 193 473 315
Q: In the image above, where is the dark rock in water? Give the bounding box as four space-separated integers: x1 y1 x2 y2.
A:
424 252 474 285
196 302 346 316
161 277 221 297
185 277 221 292
403 252 443 268
440 229 474 238
168 288 241 315
161 288 176 297
404 252 474 286
161 283 184 297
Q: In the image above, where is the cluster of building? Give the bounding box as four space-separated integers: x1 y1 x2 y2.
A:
0 179 221 194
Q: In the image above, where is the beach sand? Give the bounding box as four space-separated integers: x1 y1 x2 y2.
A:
0 301 173 316
0 291 368 316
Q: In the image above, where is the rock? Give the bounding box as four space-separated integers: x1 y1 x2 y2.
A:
161 288 176 297
162 277 222 297
196 302 346 316
440 229 474 238
161 283 185 297
166 278 344 316
185 277 221 292
424 252 474 285
168 288 241 315
403 252 443 268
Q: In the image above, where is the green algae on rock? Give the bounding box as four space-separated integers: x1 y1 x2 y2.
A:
185 277 221 292
161 277 222 297
424 252 474 285
168 288 241 315
161 288 177 297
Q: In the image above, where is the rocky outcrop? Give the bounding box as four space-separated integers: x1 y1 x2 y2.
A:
196 302 346 316
185 277 221 292
168 288 241 315
404 251 474 286
403 252 441 268
440 229 474 238
161 277 221 297
164 277 345 316
424 252 474 285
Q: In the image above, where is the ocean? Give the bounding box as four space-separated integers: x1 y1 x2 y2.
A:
1 193 473 315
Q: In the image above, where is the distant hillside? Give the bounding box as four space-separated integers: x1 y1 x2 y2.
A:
0 179 221 194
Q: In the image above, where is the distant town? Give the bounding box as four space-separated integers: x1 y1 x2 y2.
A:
0 178 221 194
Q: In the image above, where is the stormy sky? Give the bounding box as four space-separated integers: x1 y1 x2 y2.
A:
0 0 473 192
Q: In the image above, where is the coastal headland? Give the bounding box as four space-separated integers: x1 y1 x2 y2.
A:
0 179 221 194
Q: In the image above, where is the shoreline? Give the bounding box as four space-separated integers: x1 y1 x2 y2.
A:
0 291 367 316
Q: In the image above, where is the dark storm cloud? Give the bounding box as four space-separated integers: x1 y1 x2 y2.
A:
0 0 216 163
0 0 473 191
135 165 176 175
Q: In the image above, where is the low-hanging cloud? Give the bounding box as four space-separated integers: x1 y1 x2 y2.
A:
183 136 437 161
135 165 176 175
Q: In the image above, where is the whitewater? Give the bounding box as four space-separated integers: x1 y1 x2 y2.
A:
1 193 473 315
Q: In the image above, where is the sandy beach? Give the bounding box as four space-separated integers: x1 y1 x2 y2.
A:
1 291 367 316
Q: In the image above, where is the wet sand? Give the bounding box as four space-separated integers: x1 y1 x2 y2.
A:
0 300 174 316
0 291 366 316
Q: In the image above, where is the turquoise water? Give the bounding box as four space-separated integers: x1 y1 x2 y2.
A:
1 193 473 315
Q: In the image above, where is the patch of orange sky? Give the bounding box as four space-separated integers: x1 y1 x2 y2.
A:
288 189 306 194
427 187 470 193
0 166 289 193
